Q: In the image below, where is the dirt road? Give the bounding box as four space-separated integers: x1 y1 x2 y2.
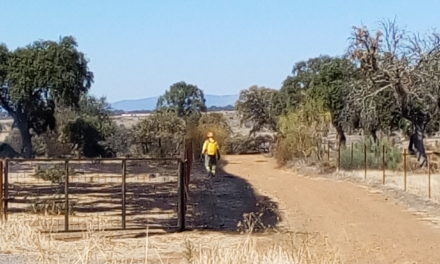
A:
222 155 440 264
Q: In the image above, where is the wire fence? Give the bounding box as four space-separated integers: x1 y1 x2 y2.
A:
0 158 189 232
322 141 440 202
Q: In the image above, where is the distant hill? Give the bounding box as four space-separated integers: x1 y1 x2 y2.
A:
111 97 159 112
111 94 238 112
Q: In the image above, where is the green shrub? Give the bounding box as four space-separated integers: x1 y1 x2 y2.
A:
33 165 72 183
275 99 331 165
224 134 274 154
340 138 402 170
134 111 185 157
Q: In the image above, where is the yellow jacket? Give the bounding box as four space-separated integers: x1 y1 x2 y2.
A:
202 138 219 156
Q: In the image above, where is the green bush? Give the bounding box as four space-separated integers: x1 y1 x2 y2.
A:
275 99 331 165
134 111 185 157
340 138 401 170
224 134 274 154
33 165 72 183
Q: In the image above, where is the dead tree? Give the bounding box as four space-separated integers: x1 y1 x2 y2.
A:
349 20 440 166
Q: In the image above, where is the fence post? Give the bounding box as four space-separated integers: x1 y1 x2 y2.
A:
382 145 386 185
350 142 354 168
4 160 8 221
121 159 127 229
428 153 431 199
403 149 407 191
177 160 186 232
327 142 330 161
337 141 341 171
64 160 69 231
0 160 3 221
364 143 367 180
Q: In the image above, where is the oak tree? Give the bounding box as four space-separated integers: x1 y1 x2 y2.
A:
236 85 278 134
0 37 93 157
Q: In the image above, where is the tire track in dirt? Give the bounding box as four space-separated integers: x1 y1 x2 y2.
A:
223 154 440 264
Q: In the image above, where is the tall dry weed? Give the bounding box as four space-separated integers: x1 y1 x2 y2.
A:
0 216 340 264
184 232 341 264
0 216 137 264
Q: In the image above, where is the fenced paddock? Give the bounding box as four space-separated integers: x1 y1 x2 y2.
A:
0 158 188 233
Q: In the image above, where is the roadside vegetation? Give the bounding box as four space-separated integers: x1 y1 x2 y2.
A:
339 138 402 170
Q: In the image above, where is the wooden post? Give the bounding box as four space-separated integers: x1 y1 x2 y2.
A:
327 142 330 161
184 139 193 189
64 160 69 231
337 141 341 171
382 145 386 185
121 159 127 229
4 160 8 220
0 160 3 221
350 142 354 168
177 160 186 231
428 153 431 199
403 149 407 191
364 143 367 180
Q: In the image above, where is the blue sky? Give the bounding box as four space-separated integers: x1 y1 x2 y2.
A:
1 0 439 102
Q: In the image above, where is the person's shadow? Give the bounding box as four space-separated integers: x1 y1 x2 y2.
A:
186 157 281 232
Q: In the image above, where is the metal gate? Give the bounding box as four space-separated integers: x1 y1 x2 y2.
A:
0 158 188 232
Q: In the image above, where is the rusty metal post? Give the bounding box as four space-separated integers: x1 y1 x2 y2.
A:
177 160 186 231
121 159 127 229
64 160 69 231
382 145 386 185
4 160 8 220
428 153 431 199
403 149 407 191
364 143 367 180
0 160 3 221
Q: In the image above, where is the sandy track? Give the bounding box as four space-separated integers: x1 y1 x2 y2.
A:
222 155 440 264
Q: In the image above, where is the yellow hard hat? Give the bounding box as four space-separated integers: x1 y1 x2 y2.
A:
207 131 214 138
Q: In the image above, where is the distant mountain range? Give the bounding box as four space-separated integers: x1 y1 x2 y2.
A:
111 94 239 112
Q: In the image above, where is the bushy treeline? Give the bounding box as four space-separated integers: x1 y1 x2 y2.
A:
0 37 240 158
236 21 440 166
3 20 440 162
3 80 242 158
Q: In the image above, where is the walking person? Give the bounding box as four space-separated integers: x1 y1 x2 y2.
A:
201 132 221 177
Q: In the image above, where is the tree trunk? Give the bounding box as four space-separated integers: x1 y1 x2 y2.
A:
408 122 427 167
370 129 378 143
336 125 346 146
158 138 164 157
17 120 33 158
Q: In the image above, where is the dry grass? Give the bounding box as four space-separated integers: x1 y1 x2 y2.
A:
0 216 139 264
0 215 341 264
186 214 341 264
183 233 341 264
335 168 440 203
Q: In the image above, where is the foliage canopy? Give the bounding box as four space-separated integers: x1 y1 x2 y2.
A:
0 37 93 157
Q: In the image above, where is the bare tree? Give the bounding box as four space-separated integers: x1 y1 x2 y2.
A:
349 20 440 166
